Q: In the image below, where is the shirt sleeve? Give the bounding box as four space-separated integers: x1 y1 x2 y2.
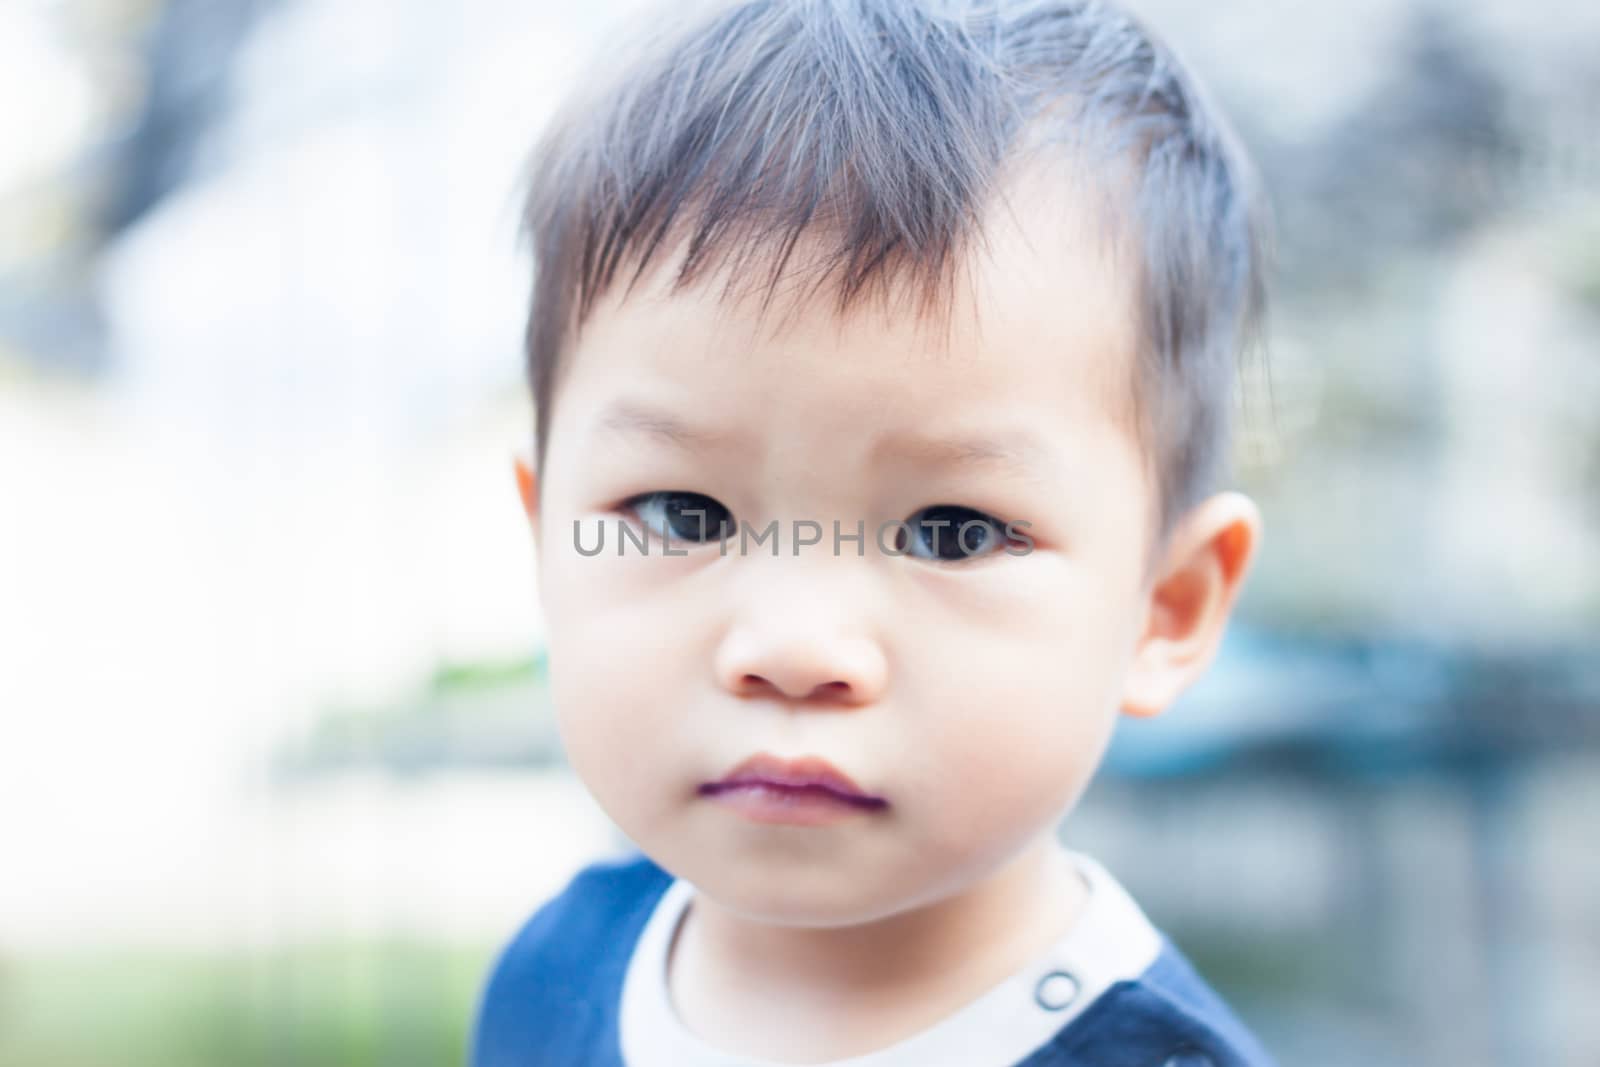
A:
467 849 669 1067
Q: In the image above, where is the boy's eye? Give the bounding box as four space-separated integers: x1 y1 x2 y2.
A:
623 491 736 544
899 504 1012 564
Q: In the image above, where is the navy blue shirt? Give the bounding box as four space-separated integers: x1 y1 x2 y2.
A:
470 850 1279 1067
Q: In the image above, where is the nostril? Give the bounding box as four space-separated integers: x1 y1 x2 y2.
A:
804 680 861 705
717 631 888 705
736 675 854 702
736 674 770 695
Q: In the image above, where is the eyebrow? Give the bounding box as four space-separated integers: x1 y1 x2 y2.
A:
595 399 1054 482
872 427 1055 483
596 400 742 451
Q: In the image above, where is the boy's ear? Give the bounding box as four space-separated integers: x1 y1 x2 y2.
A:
513 453 541 553
1120 491 1261 719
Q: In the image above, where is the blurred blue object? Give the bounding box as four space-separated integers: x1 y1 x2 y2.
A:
1104 624 1600 779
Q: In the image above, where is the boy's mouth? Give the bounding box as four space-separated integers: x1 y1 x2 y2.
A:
699 751 888 809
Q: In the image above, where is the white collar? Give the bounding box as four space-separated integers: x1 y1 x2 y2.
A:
619 849 1162 1067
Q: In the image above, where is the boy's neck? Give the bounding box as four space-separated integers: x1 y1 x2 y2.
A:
664 835 1090 1062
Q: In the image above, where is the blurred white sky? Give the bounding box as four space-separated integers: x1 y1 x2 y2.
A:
0 0 663 946
0 5 98 196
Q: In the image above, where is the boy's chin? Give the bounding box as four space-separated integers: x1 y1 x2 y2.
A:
651 839 927 926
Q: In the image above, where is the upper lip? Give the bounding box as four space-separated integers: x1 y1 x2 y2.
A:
710 752 879 801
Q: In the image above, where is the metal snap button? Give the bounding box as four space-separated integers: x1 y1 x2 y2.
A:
1032 969 1080 1011
1159 1049 1216 1067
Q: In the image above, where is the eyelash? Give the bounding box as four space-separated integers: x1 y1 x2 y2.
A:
616 491 1022 565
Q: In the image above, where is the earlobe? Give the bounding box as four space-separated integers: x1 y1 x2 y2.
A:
1118 491 1262 720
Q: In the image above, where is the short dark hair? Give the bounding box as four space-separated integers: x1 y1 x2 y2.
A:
515 0 1270 568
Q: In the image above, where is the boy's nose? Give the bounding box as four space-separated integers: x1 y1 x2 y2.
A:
713 624 888 708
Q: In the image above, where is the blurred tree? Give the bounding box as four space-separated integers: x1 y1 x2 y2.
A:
1280 4 1515 293
95 0 276 236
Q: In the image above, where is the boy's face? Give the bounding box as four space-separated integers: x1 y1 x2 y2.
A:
516 171 1257 923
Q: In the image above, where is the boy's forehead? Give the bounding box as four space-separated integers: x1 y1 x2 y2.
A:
565 164 1140 437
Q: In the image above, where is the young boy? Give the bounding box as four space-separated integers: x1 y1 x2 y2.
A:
473 0 1275 1064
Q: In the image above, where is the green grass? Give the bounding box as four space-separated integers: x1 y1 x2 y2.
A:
0 938 499 1067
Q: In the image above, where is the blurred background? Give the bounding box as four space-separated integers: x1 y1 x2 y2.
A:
1 0 1596 1064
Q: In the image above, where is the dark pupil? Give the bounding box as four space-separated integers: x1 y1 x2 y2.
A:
913 506 995 560
661 493 733 541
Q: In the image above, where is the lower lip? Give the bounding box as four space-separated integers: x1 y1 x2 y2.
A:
701 783 888 826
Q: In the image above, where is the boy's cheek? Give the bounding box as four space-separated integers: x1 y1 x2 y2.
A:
546 658 684 808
